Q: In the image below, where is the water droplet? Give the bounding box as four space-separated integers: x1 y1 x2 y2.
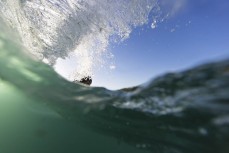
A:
151 20 157 29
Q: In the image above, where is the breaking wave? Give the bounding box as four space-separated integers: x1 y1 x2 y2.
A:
0 0 161 78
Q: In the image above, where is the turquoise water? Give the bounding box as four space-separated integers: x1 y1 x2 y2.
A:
0 20 229 153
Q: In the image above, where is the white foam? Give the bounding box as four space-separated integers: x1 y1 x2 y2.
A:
0 0 159 79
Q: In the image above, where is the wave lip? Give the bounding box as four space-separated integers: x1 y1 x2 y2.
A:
0 0 158 78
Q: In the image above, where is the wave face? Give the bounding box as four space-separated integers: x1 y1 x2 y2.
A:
0 20 229 153
0 0 159 78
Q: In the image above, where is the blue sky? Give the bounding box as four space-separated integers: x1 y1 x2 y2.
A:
92 0 229 89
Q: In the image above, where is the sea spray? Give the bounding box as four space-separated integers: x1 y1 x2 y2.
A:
0 0 159 79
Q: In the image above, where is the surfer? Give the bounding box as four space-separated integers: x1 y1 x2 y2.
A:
80 76 92 85
78 76 92 86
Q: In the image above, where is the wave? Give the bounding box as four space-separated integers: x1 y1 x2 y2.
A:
0 19 229 153
0 0 161 79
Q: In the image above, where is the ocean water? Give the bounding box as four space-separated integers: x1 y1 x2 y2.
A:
0 1 229 153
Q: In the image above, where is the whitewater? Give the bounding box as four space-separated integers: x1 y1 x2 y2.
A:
0 0 229 153
0 0 160 79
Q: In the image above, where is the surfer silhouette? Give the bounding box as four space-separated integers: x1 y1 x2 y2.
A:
79 76 92 85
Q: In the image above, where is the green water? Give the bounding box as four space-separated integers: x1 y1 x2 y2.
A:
0 20 229 153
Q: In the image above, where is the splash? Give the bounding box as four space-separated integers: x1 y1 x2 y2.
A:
0 0 159 79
